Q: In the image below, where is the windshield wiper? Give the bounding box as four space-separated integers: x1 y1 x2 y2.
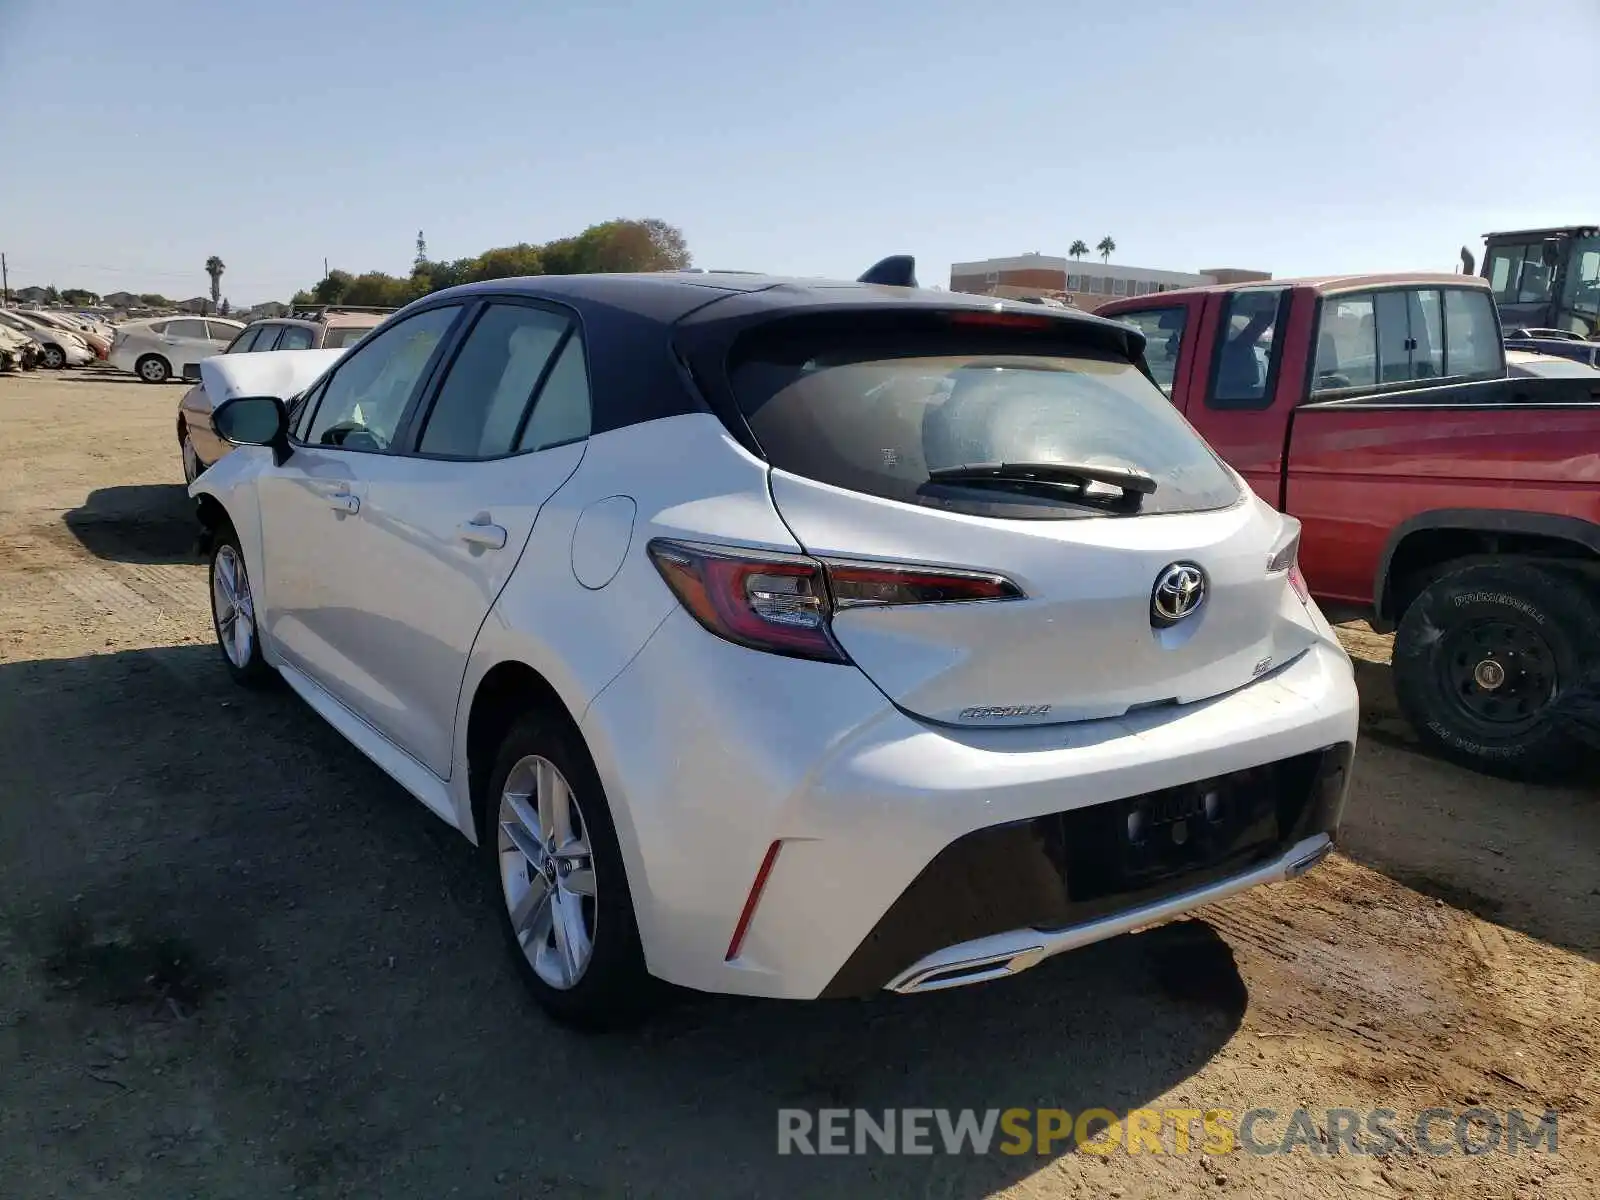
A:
928 460 1158 498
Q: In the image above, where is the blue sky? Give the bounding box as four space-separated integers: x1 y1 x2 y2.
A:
2 0 1595 305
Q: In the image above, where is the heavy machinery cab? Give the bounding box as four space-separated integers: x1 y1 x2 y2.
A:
1471 226 1600 363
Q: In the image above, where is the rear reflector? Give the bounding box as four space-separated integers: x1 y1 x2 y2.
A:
646 539 1023 663
726 840 783 961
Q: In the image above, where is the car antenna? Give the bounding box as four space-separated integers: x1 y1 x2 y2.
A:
858 255 918 288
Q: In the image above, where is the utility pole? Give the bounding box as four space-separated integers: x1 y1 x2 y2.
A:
323 257 329 280
1 252 8 307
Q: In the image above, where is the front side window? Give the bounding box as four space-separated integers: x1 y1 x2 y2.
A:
206 321 242 342
1209 289 1285 408
727 317 1240 520
1485 244 1526 303
277 326 314 351
304 305 460 451
1114 307 1188 397
227 326 263 353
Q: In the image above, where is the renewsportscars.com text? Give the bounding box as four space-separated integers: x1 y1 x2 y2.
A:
776 1106 1559 1157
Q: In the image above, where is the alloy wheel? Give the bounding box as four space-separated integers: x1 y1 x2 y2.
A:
211 544 256 669
497 755 598 990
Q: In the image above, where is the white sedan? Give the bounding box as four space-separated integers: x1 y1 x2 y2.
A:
189 266 1359 1029
109 315 245 383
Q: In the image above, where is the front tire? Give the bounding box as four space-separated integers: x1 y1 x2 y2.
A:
136 354 171 384
181 430 204 484
481 712 659 1030
1393 562 1600 780
40 344 66 369
209 531 275 688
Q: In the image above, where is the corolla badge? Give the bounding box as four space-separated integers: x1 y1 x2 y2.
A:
1151 562 1207 628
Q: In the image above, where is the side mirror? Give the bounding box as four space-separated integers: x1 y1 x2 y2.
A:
213 395 292 465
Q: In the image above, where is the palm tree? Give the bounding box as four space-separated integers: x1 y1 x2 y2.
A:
205 256 225 314
1069 240 1089 261
1096 236 1116 264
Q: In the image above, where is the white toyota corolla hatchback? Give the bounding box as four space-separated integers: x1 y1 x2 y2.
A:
190 262 1359 1028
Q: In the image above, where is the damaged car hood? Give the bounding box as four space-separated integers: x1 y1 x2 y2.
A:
199 347 347 406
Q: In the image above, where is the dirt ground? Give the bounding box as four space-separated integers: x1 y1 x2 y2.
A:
0 368 1595 1199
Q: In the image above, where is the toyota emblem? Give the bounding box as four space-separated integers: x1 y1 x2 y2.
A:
1151 562 1207 628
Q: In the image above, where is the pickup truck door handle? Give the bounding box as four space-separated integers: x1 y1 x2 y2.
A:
458 518 508 550
327 491 360 514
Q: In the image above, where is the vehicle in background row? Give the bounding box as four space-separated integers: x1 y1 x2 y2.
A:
0 309 94 368
108 315 245 384
0 325 42 372
1101 273 1600 781
1462 225 1600 366
189 263 1357 1028
21 310 110 358
175 307 389 480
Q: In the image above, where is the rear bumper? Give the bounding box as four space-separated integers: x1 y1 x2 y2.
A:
887 834 1332 994
581 611 1359 1000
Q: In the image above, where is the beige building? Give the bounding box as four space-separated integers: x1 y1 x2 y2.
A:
949 253 1271 311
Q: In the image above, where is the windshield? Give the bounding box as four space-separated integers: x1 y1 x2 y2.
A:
728 322 1240 519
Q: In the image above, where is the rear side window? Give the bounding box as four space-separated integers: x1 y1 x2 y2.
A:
167 319 209 339
278 326 314 351
727 318 1240 519
1443 289 1502 377
417 303 579 458
1114 307 1187 397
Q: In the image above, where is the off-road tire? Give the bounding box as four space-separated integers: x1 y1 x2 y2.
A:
1393 561 1600 781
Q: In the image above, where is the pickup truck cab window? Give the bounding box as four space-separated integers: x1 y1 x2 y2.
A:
1207 288 1287 410
1116 306 1187 397
1312 286 1501 397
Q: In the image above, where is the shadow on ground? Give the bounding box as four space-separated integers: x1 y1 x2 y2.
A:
53 370 155 386
0 644 1245 1198
62 484 198 564
1344 655 1599 963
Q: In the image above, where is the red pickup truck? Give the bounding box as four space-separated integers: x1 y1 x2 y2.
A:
1099 273 1600 780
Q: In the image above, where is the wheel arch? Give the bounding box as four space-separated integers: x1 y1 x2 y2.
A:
464 660 584 841
1373 509 1600 631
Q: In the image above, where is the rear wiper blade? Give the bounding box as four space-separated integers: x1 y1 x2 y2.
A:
927 460 1159 497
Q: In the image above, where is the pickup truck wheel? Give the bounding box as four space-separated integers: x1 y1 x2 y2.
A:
1393 562 1600 781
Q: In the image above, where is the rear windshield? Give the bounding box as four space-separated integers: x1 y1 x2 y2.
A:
726 321 1241 519
322 325 375 349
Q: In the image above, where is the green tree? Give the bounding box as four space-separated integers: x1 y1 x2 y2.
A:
61 288 99 305
1069 240 1089 260
311 269 353 304
138 293 171 306
1096 235 1116 264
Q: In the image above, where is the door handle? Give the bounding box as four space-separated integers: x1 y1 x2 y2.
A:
328 492 360 514
458 518 508 550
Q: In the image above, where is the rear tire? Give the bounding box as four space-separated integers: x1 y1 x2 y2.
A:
480 710 660 1030
181 429 204 484
1393 562 1600 781
136 354 171 384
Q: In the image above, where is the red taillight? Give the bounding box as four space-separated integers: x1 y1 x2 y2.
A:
646 539 1023 663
